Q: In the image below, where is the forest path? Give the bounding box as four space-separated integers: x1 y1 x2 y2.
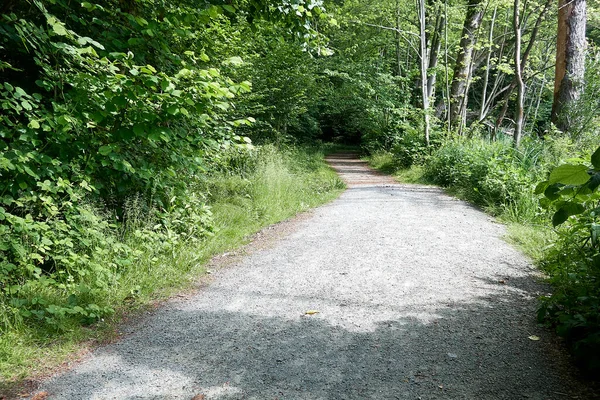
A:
33 154 595 399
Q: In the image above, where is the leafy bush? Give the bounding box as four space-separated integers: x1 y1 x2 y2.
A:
423 137 560 222
1 143 344 383
536 146 600 372
0 0 254 332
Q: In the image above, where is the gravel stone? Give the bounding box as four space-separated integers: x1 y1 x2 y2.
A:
31 153 597 399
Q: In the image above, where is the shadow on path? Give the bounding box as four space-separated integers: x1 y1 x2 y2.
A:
41 275 596 399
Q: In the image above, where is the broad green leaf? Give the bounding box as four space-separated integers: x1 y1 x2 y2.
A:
562 201 586 215
47 16 68 36
135 17 148 26
21 100 32 111
534 181 549 195
77 36 105 49
14 87 26 98
552 208 569 227
222 5 236 13
544 183 562 201
113 96 127 107
98 145 112 155
552 202 586 227
225 56 243 66
148 131 161 141
161 79 172 91
22 166 37 178
548 164 590 185
28 120 40 129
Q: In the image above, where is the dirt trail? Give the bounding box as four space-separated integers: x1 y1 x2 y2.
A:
30 154 596 399
324 153 397 186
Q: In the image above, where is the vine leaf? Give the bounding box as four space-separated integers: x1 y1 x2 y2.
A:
548 164 590 185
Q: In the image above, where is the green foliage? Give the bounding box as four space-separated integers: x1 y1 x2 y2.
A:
423 137 547 221
0 0 257 333
536 145 600 372
1 144 343 385
0 0 339 370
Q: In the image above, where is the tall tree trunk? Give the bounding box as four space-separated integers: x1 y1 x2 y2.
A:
480 8 510 132
513 0 525 146
444 0 451 132
449 0 485 132
427 8 445 100
418 0 431 145
479 6 497 121
395 0 402 76
551 0 587 132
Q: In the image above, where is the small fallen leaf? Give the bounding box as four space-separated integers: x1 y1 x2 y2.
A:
304 310 319 315
31 392 49 400
528 335 540 341
191 394 205 400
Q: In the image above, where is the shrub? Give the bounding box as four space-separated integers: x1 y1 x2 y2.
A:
536 145 600 373
423 137 553 222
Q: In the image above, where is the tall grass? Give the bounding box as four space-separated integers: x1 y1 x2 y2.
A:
422 137 555 223
0 144 344 393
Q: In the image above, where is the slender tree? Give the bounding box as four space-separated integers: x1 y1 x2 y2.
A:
449 0 485 133
418 0 431 144
513 0 525 146
492 0 553 136
551 0 587 132
426 1 445 100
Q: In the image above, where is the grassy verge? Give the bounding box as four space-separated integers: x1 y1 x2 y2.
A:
504 223 556 264
366 150 430 185
0 144 344 395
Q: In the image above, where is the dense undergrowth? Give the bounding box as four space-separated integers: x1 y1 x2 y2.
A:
368 133 600 373
0 144 344 388
0 0 344 390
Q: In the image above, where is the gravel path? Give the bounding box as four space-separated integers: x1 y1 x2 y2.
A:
31 153 596 400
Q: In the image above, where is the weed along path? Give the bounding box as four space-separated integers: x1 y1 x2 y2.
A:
31 153 596 400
